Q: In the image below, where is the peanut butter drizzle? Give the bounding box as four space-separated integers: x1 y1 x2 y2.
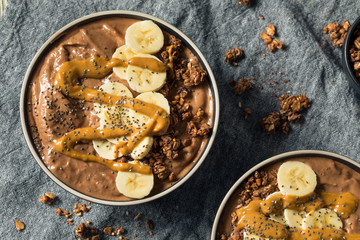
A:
236 192 360 239
52 56 171 174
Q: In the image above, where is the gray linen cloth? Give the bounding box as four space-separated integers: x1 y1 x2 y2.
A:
1 0 360 239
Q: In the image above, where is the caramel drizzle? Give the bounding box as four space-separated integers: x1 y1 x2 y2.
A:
236 192 360 240
52 56 170 174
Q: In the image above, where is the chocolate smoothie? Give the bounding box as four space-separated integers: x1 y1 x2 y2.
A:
26 17 213 201
216 157 360 239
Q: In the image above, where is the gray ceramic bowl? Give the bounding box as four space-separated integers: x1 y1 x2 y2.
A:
343 15 360 94
211 150 360 239
20 10 219 206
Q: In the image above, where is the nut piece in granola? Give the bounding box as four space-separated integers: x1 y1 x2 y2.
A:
238 0 251 5
323 20 350 47
266 24 276 36
39 192 56 205
73 203 91 216
224 47 243 66
261 24 284 52
15 220 25 231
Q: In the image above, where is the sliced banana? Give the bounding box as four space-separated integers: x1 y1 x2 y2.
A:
131 136 153 160
277 161 317 197
265 192 287 224
92 139 118 160
126 54 166 93
243 229 284 240
115 161 154 199
125 20 164 54
112 45 137 80
284 209 306 228
301 208 343 230
129 91 170 128
94 81 133 116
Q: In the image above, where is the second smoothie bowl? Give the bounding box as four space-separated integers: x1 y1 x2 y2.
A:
20 11 219 205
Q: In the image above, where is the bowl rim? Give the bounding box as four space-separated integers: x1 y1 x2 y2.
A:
19 10 220 206
343 16 360 93
211 150 360 239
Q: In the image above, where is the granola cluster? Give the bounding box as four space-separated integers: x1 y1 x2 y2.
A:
238 0 251 6
323 20 350 47
135 35 212 182
39 192 56 205
260 94 310 134
260 24 284 52
349 26 360 80
218 169 278 240
224 47 243 66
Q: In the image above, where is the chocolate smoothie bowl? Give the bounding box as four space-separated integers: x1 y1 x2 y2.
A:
20 11 219 205
212 150 360 240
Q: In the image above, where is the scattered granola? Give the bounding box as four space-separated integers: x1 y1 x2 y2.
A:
103 226 112 235
75 222 98 238
242 107 252 119
15 220 25 231
349 26 360 81
55 208 69 216
224 47 243 66
260 94 310 134
39 192 56 205
115 227 126 235
260 24 284 52
133 213 141 221
146 219 154 230
73 203 91 216
232 78 253 95
323 20 350 47
238 0 251 6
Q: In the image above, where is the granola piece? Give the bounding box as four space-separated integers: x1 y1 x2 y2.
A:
272 39 284 49
146 219 154 230
197 123 212 136
186 121 198 136
238 0 251 5
161 35 182 64
267 42 276 52
233 78 253 95
15 220 25 231
115 227 126 235
182 61 207 87
75 223 90 237
266 24 276 36
259 112 282 134
103 227 112 235
193 108 205 122
133 213 141 221
159 135 180 160
260 32 272 45
55 208 69 216
73 203 91 216
153 161 170 180
39 192 56 205
323 20 350 47
224 47 243 66
278 94 310 122
243 107 252 119
66 219 74 225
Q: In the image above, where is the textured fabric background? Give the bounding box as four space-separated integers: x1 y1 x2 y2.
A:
1 0 360 239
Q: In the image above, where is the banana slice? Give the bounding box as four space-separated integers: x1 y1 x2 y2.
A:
284 209 306 228
112 45 137 80
265 192 287 225
125 20 164 54
301 208 343 230
94 81 133 116
92 139 117 160
129 92 170 128
126 54 166 93
115 161 154 199
130 136 153 160
243 229 284 240
277 161 317 197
